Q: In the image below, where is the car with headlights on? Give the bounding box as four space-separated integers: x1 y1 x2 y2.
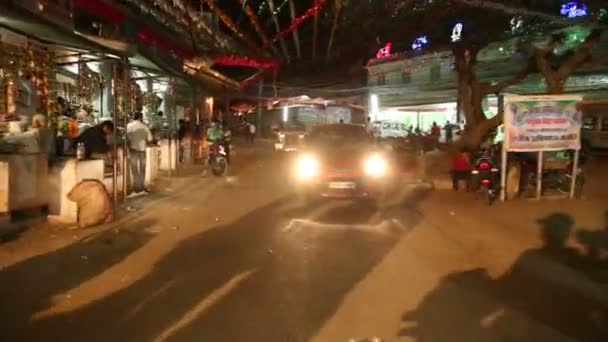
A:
293 123 396 205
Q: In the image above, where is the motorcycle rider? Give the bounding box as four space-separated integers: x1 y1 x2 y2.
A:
202 119 224 176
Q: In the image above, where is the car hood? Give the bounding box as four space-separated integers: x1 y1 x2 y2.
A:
304 147 375 169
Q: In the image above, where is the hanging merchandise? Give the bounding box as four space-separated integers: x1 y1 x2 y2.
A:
201 0 262 53
266 0 327 47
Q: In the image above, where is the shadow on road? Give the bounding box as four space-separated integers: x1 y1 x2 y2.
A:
399 212 608 341
8 188 429 341
0 218 157 341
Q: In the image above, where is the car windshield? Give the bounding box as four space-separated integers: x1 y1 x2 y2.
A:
307 124 371 147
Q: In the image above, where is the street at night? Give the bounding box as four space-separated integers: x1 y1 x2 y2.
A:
2 142 607 341
1 0 608 341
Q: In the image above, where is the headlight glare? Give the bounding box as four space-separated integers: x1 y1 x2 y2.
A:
296 154 319 179
364 154 387 177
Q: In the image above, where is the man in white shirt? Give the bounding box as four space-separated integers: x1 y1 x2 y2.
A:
127 112 152 195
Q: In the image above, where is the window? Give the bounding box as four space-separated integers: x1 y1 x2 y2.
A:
582 116 597 130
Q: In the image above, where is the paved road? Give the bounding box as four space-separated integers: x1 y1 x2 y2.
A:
1 147 607 342
0 148 425 342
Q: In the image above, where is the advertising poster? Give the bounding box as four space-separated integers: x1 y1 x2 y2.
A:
504 95 582 151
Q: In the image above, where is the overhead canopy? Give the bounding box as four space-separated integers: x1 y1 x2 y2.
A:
0 2 126 56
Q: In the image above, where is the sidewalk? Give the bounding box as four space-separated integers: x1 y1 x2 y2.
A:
0 140 268 269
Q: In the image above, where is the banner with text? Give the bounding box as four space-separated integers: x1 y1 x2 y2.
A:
504 95 582 151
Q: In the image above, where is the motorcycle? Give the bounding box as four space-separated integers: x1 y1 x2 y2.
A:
471 152 500 205
207 142 227 176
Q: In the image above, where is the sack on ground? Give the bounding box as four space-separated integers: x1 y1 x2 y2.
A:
67 179 113 228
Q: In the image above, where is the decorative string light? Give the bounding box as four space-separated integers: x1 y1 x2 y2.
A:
266 0 327 47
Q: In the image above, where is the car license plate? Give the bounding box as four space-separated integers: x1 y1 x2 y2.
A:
329 181 356 189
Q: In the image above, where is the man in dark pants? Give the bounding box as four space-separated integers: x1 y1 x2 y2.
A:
127 112 152 195
76 120 114 158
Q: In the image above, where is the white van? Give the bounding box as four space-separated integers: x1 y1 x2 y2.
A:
581 112 608 149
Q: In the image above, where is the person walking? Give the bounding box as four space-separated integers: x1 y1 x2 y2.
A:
127 112 152 195
445 120 454 144
248 122 256 144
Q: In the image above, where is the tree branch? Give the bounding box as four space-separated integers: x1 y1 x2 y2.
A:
556 28 603 81
481 58 534 95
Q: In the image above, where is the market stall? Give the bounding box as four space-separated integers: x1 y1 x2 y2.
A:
0 30 54 216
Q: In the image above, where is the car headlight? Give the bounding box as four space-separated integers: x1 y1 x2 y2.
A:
296 154 319 179
364 154 387 177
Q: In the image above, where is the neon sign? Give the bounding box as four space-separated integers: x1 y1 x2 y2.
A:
451 23 463 42
412 36 429 51
375 43 392 59
560 2 588 18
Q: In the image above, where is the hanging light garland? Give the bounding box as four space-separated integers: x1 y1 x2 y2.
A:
239 0 271 47
211 54 281 69
201 0 263 53
266 0 327 47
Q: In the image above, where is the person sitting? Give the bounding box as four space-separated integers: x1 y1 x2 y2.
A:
451 148 471 191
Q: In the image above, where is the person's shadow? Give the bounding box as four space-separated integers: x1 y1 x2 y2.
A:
0 219 157 341
14 189 429 342
400 213 608 341
577 210 608 282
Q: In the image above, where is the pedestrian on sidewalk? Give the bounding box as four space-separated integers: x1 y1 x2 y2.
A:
127 112 152 195
444 121 454 144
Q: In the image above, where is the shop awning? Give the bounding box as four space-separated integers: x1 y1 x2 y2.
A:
0 2 126 56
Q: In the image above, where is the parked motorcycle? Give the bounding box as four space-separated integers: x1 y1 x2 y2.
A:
207 142 227 176
471 151 500 205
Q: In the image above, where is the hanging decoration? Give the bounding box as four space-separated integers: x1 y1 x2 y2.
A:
375 43 392 58
211 54 281 69
411 36 429 51
266 0 327 47
240 0 272 47
202 0 262 53
560 1 588 18
451 22 463 42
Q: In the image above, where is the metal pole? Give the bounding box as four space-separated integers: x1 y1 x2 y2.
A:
569 149 580 199
122 58 129 200
112 63 118 212
500 145 508 201
536 151 543 200
167 78 175 182
257 80 263 132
